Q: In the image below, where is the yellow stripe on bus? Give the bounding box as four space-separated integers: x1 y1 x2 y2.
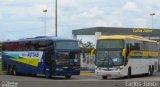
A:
129 50 159 57
10 58 40 67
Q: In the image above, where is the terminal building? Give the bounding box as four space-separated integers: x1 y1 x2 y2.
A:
72 27 160 42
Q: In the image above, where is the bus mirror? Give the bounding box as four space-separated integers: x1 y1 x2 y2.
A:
122 49 126 57
90 48 95 57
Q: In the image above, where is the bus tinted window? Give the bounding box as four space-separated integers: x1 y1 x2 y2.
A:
130 43 140 50
3 40 54 51
97 40 124 49
56 41 79 50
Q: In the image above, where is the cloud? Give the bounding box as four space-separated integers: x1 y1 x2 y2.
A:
0 14 3 20
0 0 160 41
147 0 160 7
95 20 108 27
132 18 149 28
0 30 17 41
123 2 140 12
0 0 15 4
3 5 52 21
59 0 78 7
77 7 105 19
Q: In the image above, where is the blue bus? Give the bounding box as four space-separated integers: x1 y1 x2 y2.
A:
2 36 81 79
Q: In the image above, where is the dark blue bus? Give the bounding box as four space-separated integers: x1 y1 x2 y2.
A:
2 36 81 79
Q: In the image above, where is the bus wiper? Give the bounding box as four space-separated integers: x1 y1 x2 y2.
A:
108 56 115 66
102 56 107 66
107 51 115 66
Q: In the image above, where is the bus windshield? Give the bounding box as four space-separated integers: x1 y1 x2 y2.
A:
96 40 124 66
96 51 124 66
55 41 79 50
97 40 124 49
56 52 80 66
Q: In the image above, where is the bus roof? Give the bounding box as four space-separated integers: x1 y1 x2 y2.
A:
3 36 77 43
98 35 157 43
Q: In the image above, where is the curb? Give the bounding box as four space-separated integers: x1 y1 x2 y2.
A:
0 71 6 75
80 71 96 76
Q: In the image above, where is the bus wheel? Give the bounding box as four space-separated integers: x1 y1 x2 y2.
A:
152 66 154 73
102 76 108 79
127 67 131 78
12 66 17 75
7 66 12 75
44 68 52 79
45 74 51 79
148 67 153 76
65 75 71 79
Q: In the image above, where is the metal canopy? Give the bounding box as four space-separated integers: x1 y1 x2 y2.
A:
72 27 160 37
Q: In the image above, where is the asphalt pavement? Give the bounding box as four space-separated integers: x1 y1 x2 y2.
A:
0 72 160 87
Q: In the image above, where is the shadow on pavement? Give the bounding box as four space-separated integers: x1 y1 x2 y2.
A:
16 74 75 80
109 74 151 80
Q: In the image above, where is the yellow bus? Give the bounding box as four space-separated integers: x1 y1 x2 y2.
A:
95 35 159 79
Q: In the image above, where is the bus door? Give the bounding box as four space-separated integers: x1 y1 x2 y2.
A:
44 48 55 74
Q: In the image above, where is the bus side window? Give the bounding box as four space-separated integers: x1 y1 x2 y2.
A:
134 43 140 50
130 42 140 51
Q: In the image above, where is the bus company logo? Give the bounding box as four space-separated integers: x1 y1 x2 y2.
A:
1 81 18 87
20 52 40 58
133 29 153 33
28 52 39 57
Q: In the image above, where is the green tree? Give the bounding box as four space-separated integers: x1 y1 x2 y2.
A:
78 39 95 53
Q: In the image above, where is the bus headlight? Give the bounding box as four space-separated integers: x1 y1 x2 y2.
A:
119 68 123 70
119 66 124 70
75 68 80 71
56 68 63 71
115 66 123 70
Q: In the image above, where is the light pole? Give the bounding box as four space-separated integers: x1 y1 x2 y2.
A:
150 13 155 29
55 0 58 37
43 9 47 36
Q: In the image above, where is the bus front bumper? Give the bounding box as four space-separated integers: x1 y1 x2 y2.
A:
54 69 80 76
95 70 126 78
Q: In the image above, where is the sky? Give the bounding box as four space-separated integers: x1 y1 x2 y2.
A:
0 0 160 42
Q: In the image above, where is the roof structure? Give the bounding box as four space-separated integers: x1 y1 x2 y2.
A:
72 27 160 37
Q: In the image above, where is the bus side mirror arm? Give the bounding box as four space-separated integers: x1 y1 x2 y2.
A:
90 49 95 57
122 49 126 57
122 48 128 66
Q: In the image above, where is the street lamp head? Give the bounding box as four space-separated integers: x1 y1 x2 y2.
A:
150 13 155 16
43 9 47 12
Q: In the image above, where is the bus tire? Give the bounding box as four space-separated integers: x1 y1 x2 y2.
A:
45 73 51 79
148 66 153 76
12 66 17 76
45 71 52 79
102 76 108 79
65 75 71 79
152 65 154 73
127 67 131 78
7 65 12 75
